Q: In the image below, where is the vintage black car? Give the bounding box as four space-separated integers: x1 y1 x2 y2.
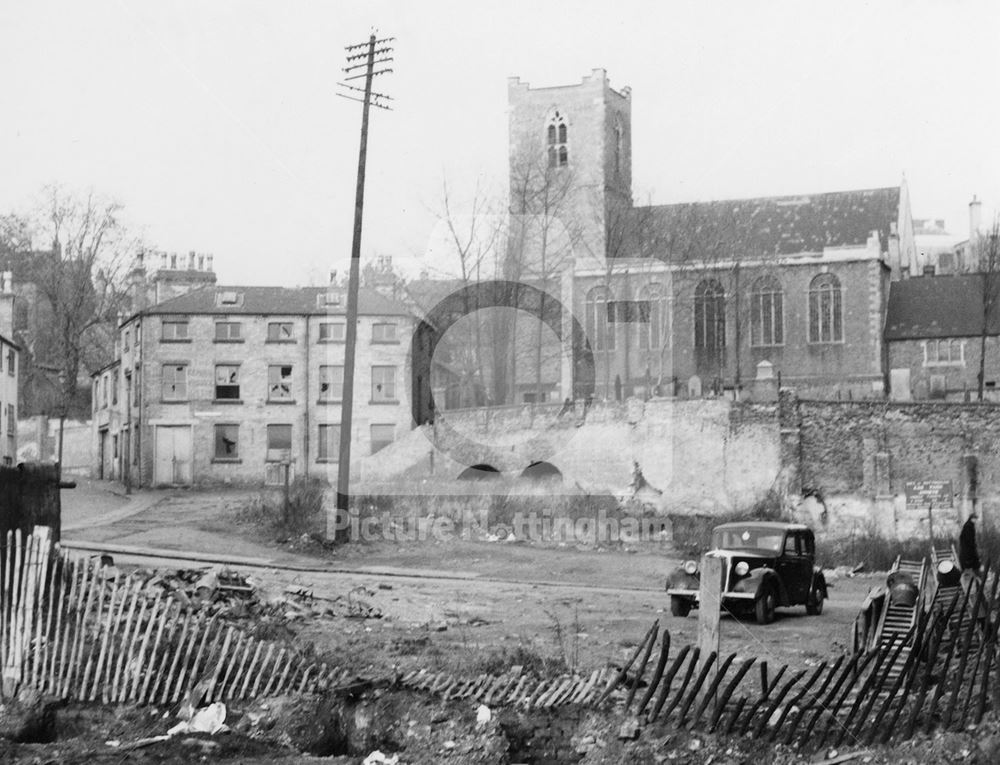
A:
666 521 828 624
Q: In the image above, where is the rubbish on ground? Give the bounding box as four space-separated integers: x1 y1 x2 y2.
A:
167 701 228 736
362 751 400 765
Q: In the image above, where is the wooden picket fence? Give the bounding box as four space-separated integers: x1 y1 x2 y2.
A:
409 567 1000 752
0 527 339 703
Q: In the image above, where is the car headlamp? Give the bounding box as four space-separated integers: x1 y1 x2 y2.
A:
683 560 698 576
734 561 750 577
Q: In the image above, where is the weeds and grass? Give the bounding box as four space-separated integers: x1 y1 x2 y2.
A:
232 476 326 538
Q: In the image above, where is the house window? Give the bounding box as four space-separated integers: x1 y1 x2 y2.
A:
216 290 243 307
318 322 345 342
585 286 615 351
924 339 966 366
370 424 395 454
7 348 15 376
266 423 292 461
6 404 14 435
123 330 130 352
268 365 293 400
318 424 340 461
750 275 784 347
372 322 398 343
694 280 725 349
547 111 569 168
161 320 189 340
267 322 294 342
214 424 240 459
133 425 140 465
371 365 397 402
215 365 241 399
319 365 344 401
614 117 624 177
808 273 843 343
637 284 668 351
161 364 187 400
215 321 243 341
111 373 118 405
102 375 109 408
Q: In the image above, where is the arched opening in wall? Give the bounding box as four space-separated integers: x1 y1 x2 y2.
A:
457 464 502 481
520 461 563 483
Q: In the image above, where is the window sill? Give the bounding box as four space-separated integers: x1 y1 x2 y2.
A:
806 340 845 346
371 340 401 345
317 339 346 344
267 399 297 405
265 339 297 344
316 458 339 464
213 398 244 404
924 361 965 368
160 399 189 404
750 343 785 349
316 399 343 405
214 339 245 344
368 399 400 405
160 338 192 343
212 458 242 464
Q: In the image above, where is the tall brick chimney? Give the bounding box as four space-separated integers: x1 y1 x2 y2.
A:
0 271 14 340
970 195 982 239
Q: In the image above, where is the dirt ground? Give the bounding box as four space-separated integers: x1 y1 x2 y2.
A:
6 482 929 763
59 482 872 676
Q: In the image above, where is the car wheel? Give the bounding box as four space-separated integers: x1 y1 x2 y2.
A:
806 586 824 615
755 585 776 625
670 595 692 618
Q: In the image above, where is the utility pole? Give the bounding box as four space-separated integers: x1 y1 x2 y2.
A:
333 33 394 543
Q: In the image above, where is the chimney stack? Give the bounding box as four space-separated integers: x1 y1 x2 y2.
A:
329 270 338 285
970 195 982 240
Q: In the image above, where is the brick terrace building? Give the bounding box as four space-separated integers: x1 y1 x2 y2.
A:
93 284 413 487
0 272 18 464
885 274 1000 401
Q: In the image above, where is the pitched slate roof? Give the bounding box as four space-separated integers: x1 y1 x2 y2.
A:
143 285 412 317
885 274 1000 340
631 187 900 261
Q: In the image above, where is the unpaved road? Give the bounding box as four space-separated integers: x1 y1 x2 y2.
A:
61 482 873 675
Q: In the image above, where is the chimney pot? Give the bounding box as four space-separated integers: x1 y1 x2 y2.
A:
330 270 338 285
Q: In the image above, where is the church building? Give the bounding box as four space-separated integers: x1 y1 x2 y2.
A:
504 69 916 403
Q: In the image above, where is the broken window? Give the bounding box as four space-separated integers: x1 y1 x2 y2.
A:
267 322 294 341
371 365 396 402
268 365 293 400
215 365 240 400
266 423 292 462
319 365 344 400
214 424 239 459
161 364 187 400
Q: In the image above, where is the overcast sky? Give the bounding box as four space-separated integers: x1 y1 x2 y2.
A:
2 1 998 285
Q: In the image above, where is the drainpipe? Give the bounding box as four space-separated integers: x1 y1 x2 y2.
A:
303 313 310 480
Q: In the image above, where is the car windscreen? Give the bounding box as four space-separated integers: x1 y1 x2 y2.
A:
712 527 784 552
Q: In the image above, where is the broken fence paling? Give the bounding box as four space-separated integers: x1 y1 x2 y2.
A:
408 569 1000 752
0 527 342 703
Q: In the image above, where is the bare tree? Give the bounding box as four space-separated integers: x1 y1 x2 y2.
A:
1 186 138 417
975 218 1000 401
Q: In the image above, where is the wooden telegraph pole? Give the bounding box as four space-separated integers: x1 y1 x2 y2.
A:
333 33 394 542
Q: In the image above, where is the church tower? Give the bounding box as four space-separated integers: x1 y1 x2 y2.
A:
507 68 633 269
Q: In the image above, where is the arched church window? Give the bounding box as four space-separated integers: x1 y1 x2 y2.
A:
808 273 843 343
638 283 668 351
547 111 568 168
750 275 784 346
694 280 725 349
585 285 614 351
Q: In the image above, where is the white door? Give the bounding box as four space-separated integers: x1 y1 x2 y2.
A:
154 426 193 485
